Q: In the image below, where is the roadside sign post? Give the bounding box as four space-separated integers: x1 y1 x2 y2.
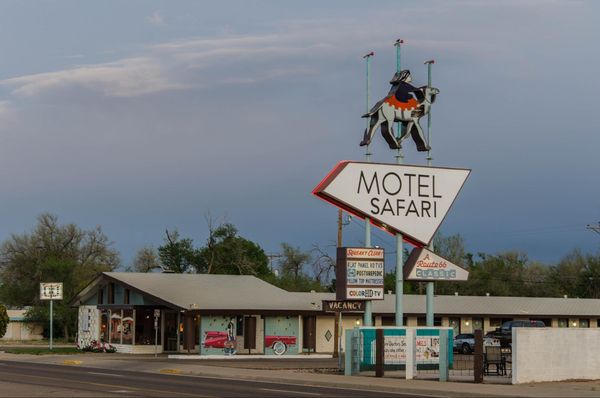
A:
154 309 160 358
40 283 63 351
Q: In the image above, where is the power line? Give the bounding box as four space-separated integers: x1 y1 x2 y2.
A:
587 222 600 236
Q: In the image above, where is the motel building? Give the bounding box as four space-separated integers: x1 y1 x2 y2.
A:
72 272 600 355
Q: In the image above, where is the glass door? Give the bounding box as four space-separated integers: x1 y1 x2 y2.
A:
163 311 178 352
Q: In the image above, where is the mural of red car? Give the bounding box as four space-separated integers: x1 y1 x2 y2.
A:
203 331 229 349
265 335 297 356
204 332 296 355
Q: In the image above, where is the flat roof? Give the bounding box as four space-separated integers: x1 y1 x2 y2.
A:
72 272 600 317
293 292 600 317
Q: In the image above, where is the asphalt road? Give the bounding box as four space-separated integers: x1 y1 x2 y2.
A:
0 360 440 397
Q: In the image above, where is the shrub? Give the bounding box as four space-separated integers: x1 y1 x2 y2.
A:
0 304 8 339
78 340 117 353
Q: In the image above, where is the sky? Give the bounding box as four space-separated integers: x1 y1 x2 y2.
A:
0 0 599 271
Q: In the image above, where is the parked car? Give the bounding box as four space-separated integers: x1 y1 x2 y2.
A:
454 333 500 354
491 320 545 347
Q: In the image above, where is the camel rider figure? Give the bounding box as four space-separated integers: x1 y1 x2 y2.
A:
387 69 424 103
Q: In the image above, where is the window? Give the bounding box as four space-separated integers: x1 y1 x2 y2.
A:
472 317 483 331
108 283 115 304
538 318 552 328
100 310 109 343
489 318 502 328
236 316 244 336
579 319 590 328
124 289 130 305
136 308 160 345
417 317 441 326
382 316 407 326
122 309 134 344
558 318 568 328
449 317 460 336
110 310 122 344
97 288 104 305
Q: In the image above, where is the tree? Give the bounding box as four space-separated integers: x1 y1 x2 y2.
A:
432 234 473 295
0 213 119 340
548 249 587 298
0 304 8 339
132 246 161 272
310 244 335 285
157 229 201 273
198 222 271 277
278 243 311 280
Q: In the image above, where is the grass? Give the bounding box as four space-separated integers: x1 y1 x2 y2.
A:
1 347 80 355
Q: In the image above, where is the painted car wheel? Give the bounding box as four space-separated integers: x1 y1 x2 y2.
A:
272 341 288 356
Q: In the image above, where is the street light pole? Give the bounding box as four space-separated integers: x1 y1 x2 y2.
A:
363 51 374 327
424 59 435 327
394 39 405 327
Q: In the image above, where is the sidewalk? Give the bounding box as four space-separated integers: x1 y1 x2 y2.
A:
2 352 600 397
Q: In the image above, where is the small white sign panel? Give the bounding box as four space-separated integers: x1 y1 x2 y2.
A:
346 260 384 286
40 283 63 300
346 287 384 300
404 247 469 281
314 162 470 246
372 335 440 364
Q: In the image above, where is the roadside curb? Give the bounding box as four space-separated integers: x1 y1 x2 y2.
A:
155 368 508 397
168 354 332 360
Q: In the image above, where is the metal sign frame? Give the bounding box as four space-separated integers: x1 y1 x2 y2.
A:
40 282 63 300
403 247 469 282
313 161 470 246
336 247 385 301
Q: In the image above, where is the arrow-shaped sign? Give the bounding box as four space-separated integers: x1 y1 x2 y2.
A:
313 161 470 246
404 247 469 281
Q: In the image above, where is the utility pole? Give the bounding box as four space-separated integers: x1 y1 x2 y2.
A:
267 253 283 274
334 209 350 361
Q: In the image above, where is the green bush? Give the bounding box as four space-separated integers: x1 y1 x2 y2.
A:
0 304 8 338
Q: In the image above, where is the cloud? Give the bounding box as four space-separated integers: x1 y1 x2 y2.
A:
0 101 13 122
2 57 182 98
147 11 166 27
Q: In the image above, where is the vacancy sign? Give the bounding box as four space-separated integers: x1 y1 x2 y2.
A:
404 247 469 281
313 161 470 246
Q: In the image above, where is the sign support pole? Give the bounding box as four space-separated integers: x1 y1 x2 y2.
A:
338 312 343 369
425 59 435 326
394 39 404 327
363 51 374 327
49 299 53 351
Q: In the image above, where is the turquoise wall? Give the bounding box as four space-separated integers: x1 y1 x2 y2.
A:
200 315 237 355
264 316 299 355
358 327 454 371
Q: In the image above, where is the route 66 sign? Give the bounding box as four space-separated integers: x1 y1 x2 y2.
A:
40 282 63 300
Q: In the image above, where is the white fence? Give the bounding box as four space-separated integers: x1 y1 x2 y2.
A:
513 328 600 384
